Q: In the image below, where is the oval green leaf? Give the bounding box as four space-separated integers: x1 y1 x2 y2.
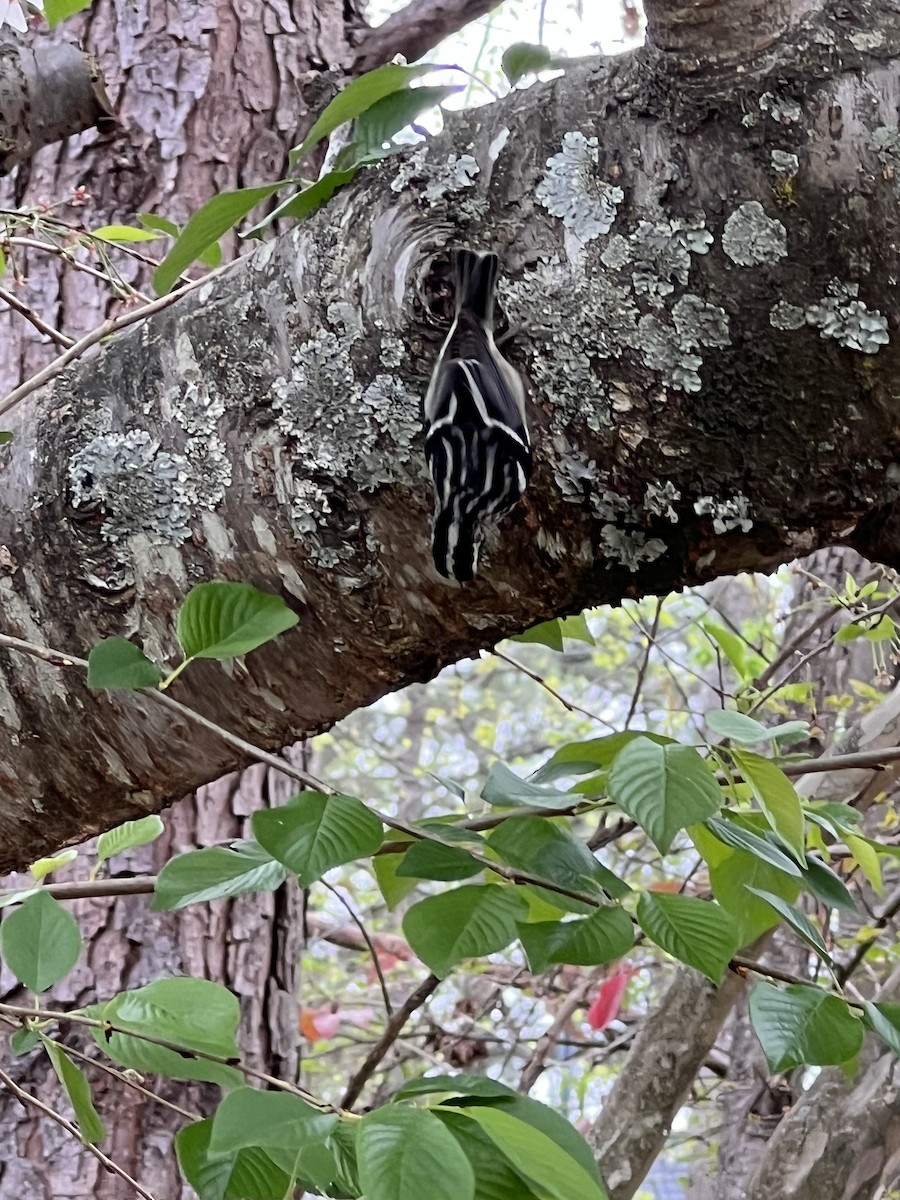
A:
153 844 288 911
609 738 722 853
637 891 739 983
749 982 864 1071
403 884 528 978
87 637 162 690
358 1105 475 1200
176 581 298 662
1 891 82 992
252 793 383 886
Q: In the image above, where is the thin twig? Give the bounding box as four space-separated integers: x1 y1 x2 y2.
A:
624 597 663 728
340 974 440 1109
0 1065 158 1200
835 884 900 986
0 1003 331 1107
492 648 615 729
518 972 596 1093
322 882 393 1017
0 266 227 418
0 285 74 348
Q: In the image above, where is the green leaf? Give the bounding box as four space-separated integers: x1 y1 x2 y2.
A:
704 816 802 876
1 892 82 992
692 826 802 946
732 749 805 858
511 619 563 652
434 1108 545 1200
396 841 483 881
608 738 722 853
744 888 831 962
176 581 298 663
637 892 739 983
488 816 629 907
153 844 288 911
501 42 554 86
481 763 575 809
0 430 11 445
153 183 289 294
518 907 633 972
558 613 595 644
137 212 180 238
252 793 383 886
94 977 242 1088
11 1027 40 1055
702 621 748 677
41 1038 106 1144
845 835 884 896
289 63 433 168
403 885 528 977
393 1077 603 1188
533 733 669 784
749 982 864 1071
87 637 162 690
176 1118 293 1200
97 815 164 865
29 849 78 881
90 224 162 243
358 1105 475 1200
862 1001 900 1056
209 1086 337 1155
799 856 856 911
43 0 92 25
373 852 418 910
355 84 461 154
245 168 359 237
705 709 773 744
198 240 223 268
443 1105 607 1200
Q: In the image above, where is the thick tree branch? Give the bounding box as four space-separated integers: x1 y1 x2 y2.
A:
349 0 506 73
643 0 822 58
588 965 750 1200
1 5 900 869
0 40 114 175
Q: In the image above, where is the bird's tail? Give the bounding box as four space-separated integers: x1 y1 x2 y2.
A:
453 250 499 324
431 501 482 583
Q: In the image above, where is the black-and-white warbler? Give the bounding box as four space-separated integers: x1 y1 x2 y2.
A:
423 249 531 582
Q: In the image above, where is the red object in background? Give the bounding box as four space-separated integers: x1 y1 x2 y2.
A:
586 966 635 1031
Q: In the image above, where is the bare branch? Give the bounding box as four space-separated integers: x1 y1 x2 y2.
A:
350 0 507 73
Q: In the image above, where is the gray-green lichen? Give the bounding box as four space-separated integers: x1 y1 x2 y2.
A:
601 216 713 298
68 430 192 543
770 301 806 331
694 494 753 534
672 295 730 350
759 92 802 124
536 132 624 242
600 524 666 570
771 150 799 176
502 257 637 430
870 126 900 174
722 202 787 266
390 144 482 212
805 281 889 353
643 481 681 522
639 315 703 393
273 330 421 503
551 438 638 521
